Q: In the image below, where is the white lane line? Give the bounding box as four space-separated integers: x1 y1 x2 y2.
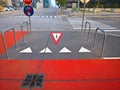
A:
41 16 45 18
38 16 41 18
103 57 120 59
46 16 49 18
50 16 53 18
104 30 120 32
54 16 57 18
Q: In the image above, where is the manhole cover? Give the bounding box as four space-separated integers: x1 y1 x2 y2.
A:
21 74 44 88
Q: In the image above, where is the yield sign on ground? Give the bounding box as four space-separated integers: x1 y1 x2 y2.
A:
50 32 63 45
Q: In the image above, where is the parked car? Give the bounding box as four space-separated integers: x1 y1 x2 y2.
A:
9 6 15 11
4 6 15 11
4 6 9 11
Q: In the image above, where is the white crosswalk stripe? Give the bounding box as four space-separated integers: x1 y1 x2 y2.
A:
67 17 119 32
50 16 53 18
15 15 61 19
41 16 45 18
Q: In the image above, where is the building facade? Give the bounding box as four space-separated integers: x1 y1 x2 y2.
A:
6 0 12 6
65 0 120 8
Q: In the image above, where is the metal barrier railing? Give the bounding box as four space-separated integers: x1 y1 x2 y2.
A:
84 21 91 41
4 28 19 50
21 22 29 42
0 28 18 59
93 28 107 58
0 30 9 58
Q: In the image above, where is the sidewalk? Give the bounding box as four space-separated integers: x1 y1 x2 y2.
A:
61 9 120 18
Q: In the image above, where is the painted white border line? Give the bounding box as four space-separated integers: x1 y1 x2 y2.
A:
104 30 120 32
107 33 120 37
73 28 118 30
103 57 120 59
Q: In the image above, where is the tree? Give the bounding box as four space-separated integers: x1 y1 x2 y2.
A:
0 0 6 6
56 0 66 11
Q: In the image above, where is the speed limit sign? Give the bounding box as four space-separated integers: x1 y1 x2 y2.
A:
81 0 89 4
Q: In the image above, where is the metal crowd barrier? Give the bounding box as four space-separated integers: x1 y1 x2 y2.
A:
93 28 107 58
21 21 29 42
84 21 91 41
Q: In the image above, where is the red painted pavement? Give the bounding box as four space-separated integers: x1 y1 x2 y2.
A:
0 29 120 90
0 30 28 55
0 59 120 90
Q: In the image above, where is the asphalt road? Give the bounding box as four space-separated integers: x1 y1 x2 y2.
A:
0 8 120 59
88 17 120 29
88 17 120 36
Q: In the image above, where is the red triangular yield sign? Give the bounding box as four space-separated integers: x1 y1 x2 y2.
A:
50 32 63 45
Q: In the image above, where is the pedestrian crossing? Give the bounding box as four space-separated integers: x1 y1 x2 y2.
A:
16 15 61 19
67 17 118 32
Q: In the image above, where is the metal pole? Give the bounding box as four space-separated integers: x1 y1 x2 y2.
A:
1 32 9 59
78 0 80 9
12 28 19 50
81 0 86 32
87 22 91 41
93 28 107 58
29 16 32 35
21 25 25 42
100 33 107 58
26 22 30 39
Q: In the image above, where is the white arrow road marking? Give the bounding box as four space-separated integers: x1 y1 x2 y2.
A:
79 47 91 53
39 47 52 53
59 47 72 53
20 47 32 53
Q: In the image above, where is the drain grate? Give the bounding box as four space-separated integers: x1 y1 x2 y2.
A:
21 74 44 88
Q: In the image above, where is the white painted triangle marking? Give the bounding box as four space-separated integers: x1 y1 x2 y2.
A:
20 47 32 53
39 47 52 53
59 47 72 53
79 47 91 53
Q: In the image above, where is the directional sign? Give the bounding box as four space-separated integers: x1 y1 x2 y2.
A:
23 6 34 16
50 32 63 45
23 0 32 5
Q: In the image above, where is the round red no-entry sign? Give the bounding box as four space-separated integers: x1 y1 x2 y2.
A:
23 0 32 5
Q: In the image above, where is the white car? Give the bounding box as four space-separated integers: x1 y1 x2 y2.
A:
4 7 9 11
4 6 15 11
9 7 14 11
